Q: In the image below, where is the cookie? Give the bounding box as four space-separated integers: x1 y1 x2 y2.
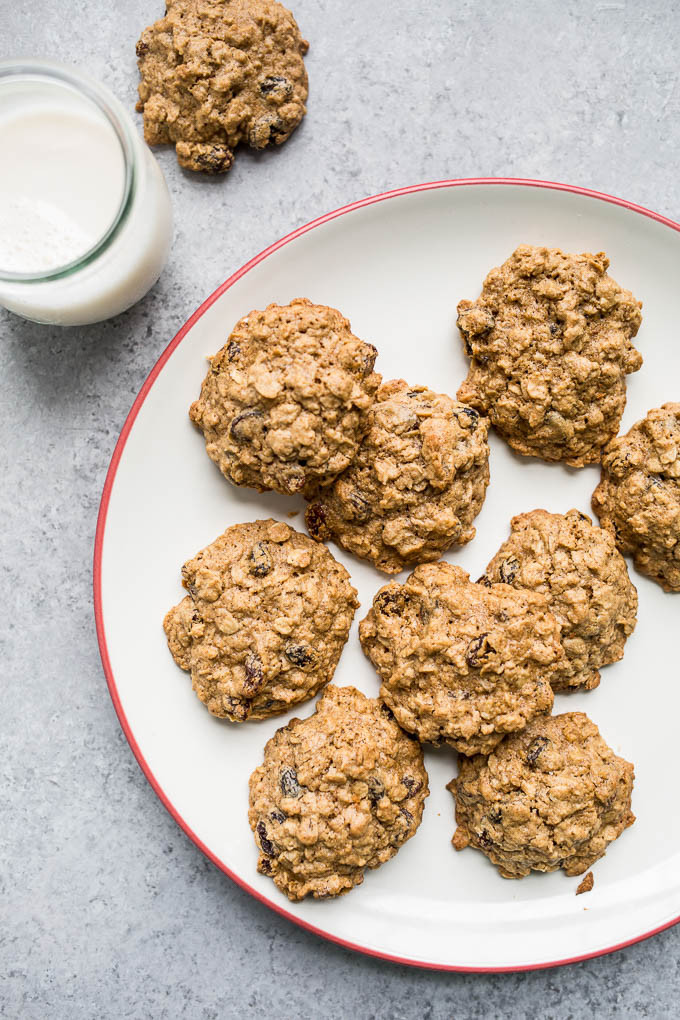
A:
304 380 490 574
482 509 638 691
163 519 358 720
136 0 308 173
189 299 381 496
248 685 428 900
449 712 635 878
456 245 642 465
359 562 562 756
592 403 680 592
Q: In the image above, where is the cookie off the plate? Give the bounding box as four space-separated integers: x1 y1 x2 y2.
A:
136 0 309 173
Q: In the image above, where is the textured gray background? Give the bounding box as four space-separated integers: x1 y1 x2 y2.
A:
2 1 680 1017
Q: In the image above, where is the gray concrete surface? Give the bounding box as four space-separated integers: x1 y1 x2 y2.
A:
2 1 680 1016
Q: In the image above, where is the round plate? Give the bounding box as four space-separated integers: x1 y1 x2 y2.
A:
95 179 680 971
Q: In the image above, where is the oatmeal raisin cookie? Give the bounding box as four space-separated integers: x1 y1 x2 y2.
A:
136 0 309 173
163 519 357 720
592 403 680 591
482 509 637 691
190 299 380 496
248 685 428 900
305 380 490 573
359 562 562 756
456 245 642 465
450 712 635 878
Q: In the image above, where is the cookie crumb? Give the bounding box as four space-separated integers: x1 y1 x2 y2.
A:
576 871 594 895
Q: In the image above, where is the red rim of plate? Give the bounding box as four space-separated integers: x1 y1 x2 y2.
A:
94 177 680 973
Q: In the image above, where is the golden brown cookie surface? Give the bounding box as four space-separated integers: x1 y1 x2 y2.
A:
248 685 428 900
163 519 357 720
305 380 490 573
359 562 561 755
482 509 638 691
190 299 380 496
136 0 308 173
450 712 635 878
592 403 680 592
456 245 642 465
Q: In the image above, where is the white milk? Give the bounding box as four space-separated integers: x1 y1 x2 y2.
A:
0 105 126 274
0 63 172 326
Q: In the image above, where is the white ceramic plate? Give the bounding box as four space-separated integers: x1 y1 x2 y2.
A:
95 179 680 971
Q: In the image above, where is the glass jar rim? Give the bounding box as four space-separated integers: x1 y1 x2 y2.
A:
0 59 136 284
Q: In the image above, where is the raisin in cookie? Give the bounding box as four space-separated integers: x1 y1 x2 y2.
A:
593 403 680 592
190 299 380 496
449 712 635 878
163 519 357 720
482 509 638 692
359 562 562 756
305 380 490 573
248 685 428 900
456 245 642 466
136 0 308 173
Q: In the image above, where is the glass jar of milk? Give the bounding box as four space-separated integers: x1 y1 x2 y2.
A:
0 60 172 326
